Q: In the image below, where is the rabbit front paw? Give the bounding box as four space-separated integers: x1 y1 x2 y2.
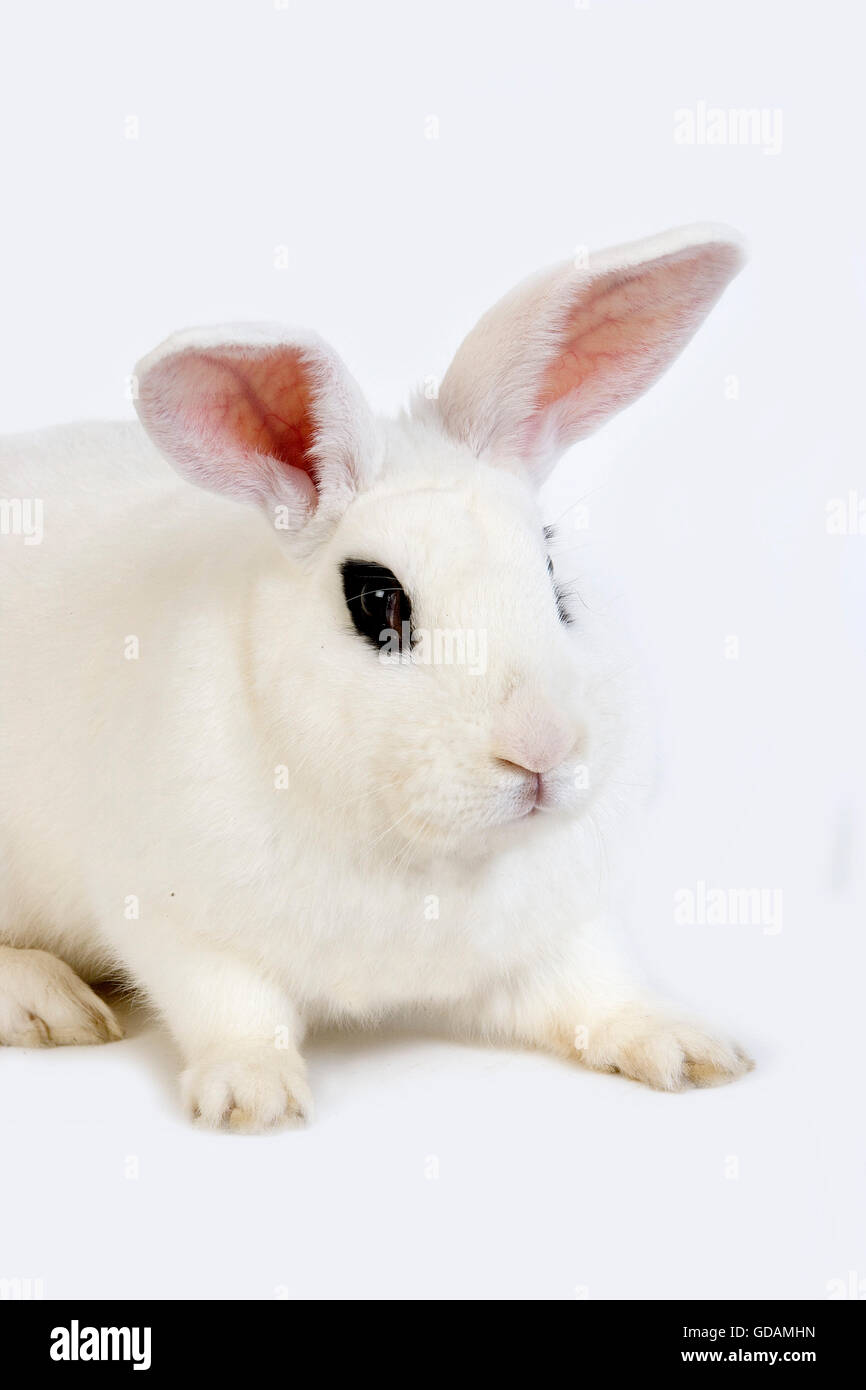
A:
577 1006 753 1091
0 946 123 1047
181 1046 312 1133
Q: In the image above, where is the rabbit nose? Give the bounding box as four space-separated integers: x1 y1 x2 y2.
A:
493 691 580 776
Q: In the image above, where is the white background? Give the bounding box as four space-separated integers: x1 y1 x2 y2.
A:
2 0 864 1300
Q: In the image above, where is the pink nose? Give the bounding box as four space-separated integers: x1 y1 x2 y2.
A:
493 689 577 776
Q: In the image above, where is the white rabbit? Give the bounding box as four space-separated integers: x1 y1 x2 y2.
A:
0 224 752 1130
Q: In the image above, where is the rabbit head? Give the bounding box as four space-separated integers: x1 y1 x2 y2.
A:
134 224 744 860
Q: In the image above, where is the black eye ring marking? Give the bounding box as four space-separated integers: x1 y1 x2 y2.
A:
544 526 574 625
341 560 412 652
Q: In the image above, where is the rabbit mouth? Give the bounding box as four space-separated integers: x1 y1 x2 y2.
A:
475 771 586 836
505 763 588 822
514 772 542 817
370 759 591 860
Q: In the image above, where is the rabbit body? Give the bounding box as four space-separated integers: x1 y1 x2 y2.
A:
0 226 753 1128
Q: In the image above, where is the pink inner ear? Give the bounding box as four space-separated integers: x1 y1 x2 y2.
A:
142 345 321 512
194 351 316 472
531 247 736 449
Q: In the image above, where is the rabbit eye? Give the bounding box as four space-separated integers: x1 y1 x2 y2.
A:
341 561 411 652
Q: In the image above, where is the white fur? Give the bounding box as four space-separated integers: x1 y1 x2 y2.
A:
0 225 751 1129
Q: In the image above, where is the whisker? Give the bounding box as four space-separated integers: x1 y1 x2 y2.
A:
343 587 404 605
545 484 607 532
338 775 405 808
366 805 415 851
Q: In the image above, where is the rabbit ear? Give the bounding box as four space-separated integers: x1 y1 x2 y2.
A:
134 325 379 529
431 224 745 481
